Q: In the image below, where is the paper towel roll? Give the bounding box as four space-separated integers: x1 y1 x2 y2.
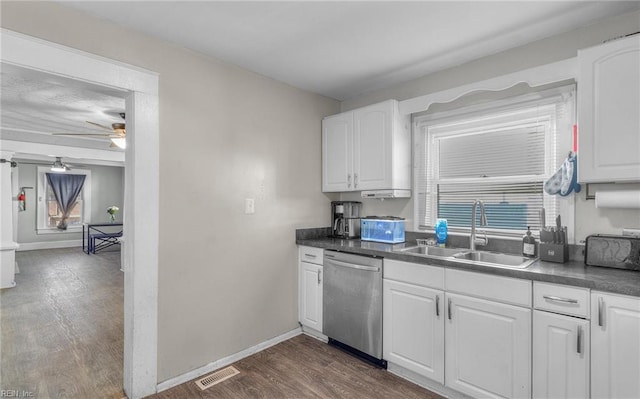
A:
595 190 640 209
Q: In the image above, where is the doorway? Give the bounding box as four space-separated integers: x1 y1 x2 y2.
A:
1 30 159 398
2 247 125 397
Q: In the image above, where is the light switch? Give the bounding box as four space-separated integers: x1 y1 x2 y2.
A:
244 198 255 214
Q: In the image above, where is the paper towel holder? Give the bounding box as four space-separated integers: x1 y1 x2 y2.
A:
586 183 640 202
585 184 596 200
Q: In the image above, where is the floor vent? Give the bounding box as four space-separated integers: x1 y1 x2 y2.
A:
195 366 240 391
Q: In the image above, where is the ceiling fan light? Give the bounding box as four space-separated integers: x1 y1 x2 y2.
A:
51 157 69 172
111 137 126 149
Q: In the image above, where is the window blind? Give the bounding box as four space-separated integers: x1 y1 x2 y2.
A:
414 85 575 237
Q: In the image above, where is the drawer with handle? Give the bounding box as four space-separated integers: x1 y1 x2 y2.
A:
534 281 590 318
299 246 324 265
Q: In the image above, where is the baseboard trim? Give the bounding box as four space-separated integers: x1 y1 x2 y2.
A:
301 326 328 342
387 362 473 399
156 327 302 393
17 240 82 251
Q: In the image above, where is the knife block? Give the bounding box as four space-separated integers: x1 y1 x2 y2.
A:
539 243 569 263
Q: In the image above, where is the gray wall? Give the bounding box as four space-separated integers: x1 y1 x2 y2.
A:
340 10 640 242
0 1 340 383
342 10 640 111
15 162 124 244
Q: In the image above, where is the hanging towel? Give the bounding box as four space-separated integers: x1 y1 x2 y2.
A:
544 151 581 196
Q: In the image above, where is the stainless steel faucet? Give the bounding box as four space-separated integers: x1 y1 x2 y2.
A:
470 200 488 250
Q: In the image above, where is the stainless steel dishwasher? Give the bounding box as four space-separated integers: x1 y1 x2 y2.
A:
323 250 386 367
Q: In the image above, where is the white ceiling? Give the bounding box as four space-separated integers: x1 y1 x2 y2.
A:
1 1 638 153
0 63 127 150
61 1 640 100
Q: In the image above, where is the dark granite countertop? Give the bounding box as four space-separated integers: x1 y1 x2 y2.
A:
296 234 640 298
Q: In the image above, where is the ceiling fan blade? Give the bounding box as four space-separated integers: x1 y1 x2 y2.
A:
86 121 114 131
52 132 113 137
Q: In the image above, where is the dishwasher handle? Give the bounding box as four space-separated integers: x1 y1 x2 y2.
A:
324 258 380 272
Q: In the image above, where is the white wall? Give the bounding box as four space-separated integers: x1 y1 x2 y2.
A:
342 10 640 111
340 10 640 242
0 1 339 383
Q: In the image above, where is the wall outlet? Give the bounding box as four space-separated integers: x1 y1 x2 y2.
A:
244 198 255 214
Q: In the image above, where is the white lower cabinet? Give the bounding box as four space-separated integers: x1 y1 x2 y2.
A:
445 292 531 399
299 262 322 331
383 279 444 383
379 259 640 399
298 246 323 333
532 282 590 399
383 264 532 398
591 291 640 399
532 310 589 399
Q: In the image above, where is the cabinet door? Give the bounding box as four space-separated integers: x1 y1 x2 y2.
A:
445 293 531 399
533 310 589 399
591 292 640 399
353 101 393 190
578 35 640 182
322 112 353 192
383 280 444 383
299 262 322 332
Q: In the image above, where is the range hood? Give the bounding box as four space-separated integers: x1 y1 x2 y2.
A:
361 190 411 199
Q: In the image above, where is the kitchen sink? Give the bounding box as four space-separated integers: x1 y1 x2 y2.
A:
397 245 466 258
452 251 536 269
395 245 537 269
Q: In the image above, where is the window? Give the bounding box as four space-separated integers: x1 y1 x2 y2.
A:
45 182 84 228
414 86 575 239
37 167 92 233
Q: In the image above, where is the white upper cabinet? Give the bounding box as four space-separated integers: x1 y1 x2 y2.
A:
578 34 640 183
322 112 353 192
322 100 411 192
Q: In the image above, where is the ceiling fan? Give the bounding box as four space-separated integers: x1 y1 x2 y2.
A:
50 156 72 172
52 112 126 149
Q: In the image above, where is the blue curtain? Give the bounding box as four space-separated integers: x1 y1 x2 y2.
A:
46 173 86 230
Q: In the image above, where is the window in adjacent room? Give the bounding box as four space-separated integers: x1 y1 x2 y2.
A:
413 85 575 239
37 167 92 233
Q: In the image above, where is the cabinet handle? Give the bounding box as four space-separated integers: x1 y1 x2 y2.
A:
543 295 578 304
317 270 321 284
304 254 317 259
354 173 358 188
447 298 452 320
435 295 440 317
577 325 583 354
347 174 351 188
598 297 604 327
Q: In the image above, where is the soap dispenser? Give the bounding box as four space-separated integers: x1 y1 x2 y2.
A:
522 226 537 258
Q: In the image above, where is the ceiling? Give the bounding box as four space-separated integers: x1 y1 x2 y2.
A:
1 63 127 150
1 1 638 153
61 1 640 100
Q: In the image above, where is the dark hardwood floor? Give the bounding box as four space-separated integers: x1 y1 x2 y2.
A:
0 247 125 399
3 248 443 399
150 334 444 399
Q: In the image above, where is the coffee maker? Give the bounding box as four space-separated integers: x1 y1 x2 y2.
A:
331 201 362 239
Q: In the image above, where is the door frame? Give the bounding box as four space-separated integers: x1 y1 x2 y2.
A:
1 29 160 398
